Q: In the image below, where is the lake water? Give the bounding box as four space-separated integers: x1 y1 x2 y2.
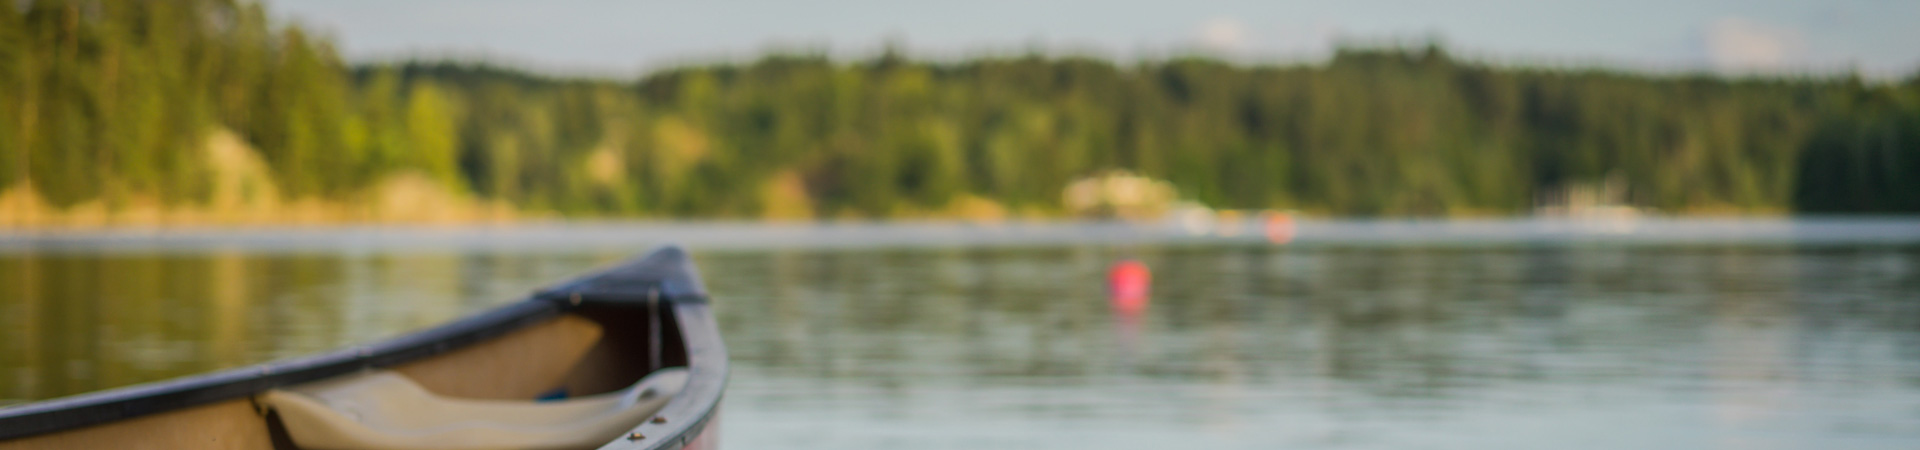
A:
3 219 1919 449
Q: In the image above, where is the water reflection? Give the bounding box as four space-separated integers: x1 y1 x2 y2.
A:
3 243 1918 449
0 251 627 403
704 245 1920 449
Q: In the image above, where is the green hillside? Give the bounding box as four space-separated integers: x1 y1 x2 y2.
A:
3 0 1917 226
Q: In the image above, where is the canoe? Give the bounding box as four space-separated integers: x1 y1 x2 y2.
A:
0 246 727 450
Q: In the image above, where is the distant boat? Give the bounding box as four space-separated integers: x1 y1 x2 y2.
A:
0 246 727 450
1533 174 1643 221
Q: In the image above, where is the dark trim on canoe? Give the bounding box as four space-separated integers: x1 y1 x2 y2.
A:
534 245 710 305
0 245 727 450
0 300 564 440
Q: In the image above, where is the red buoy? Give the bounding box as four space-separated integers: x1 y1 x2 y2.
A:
1107 260 1151 314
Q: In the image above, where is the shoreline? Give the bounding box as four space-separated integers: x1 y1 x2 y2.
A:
5 217 1918 254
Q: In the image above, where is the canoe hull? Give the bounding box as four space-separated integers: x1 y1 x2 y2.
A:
0 246 727 450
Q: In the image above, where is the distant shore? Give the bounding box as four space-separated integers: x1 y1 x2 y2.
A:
5 217 1918 255
10 0 1917 225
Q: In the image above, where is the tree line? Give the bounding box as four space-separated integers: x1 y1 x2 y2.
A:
4 0 1917 222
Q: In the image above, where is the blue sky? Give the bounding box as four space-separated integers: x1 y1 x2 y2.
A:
271 0 1920 78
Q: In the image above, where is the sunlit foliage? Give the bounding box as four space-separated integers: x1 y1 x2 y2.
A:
3 0 1916 219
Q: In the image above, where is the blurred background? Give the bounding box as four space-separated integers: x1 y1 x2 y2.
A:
3 1 1919 448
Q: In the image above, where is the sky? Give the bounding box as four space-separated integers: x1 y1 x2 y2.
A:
269 0 1920 79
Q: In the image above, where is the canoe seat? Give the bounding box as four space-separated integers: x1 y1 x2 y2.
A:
261 367 687 450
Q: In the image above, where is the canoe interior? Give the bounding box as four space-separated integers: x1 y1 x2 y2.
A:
0 300 689 450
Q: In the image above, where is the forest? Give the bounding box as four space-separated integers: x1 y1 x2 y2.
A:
3 0 1918 225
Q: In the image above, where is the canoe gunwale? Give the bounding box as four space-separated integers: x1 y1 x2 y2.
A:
0 300 566 440
0 246 727 450
591 300 727 450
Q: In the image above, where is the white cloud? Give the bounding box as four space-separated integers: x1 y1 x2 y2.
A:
1197 17 1248 52
1704 17 1807 72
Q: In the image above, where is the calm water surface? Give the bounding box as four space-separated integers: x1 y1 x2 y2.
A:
3 220 1919 449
